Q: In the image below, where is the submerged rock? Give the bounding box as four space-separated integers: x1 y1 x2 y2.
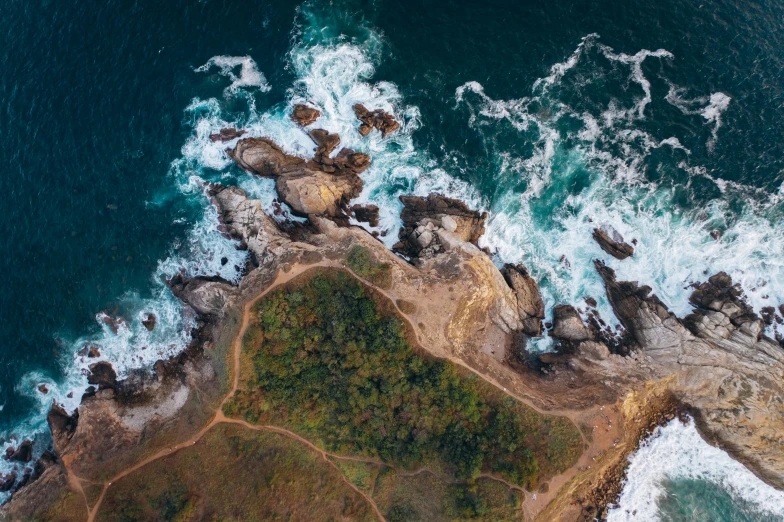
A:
593 226 634 260
209 127 246 143
353 104 400 138
291 104 321 127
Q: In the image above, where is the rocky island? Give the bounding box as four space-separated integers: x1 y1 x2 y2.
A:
2 105 783 522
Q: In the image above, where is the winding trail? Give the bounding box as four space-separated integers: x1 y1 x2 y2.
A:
65 261 615 522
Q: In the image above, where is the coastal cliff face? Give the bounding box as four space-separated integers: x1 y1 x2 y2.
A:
3 111 783 521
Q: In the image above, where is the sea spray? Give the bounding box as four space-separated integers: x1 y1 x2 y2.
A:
608 418 784 521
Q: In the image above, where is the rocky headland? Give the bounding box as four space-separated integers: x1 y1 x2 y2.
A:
3 107 783 522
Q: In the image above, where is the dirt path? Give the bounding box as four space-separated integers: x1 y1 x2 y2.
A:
68 260 617 522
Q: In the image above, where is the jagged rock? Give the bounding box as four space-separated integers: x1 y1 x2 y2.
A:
228 137 367 217
760 306 777 326
167 273 236 319
551 305 593 343
291 104 321 127
353 104 400 138
37 384 48 394
395 194 487 258
593 227 634 260
31 451 57 482
309 129 340 164
88 345 100 358
350 204 380 227
87 362 117 389
142 313 156 332
501 264 545 336
0 472 16 492
209 127 246 143
47 404 78 453
6 441 33 463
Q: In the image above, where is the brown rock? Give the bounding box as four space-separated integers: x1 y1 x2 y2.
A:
37 384 48 394
0 472 16 492
87 345 100 358
291 104 321 127
593 227 634 260
141 313 156 332
209 127 246 143
47 404 79 453
87 361 117 389
6 441 33 463
353 104 400 138
351 204 380 227
501 264 545 336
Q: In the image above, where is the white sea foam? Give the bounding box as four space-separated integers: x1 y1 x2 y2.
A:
195 55 271 97
607 418 784 521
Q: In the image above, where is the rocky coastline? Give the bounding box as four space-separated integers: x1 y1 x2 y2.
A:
3 106 784 521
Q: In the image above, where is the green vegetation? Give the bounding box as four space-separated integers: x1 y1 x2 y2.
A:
224 271 582 490
346 245 392 289
95 423 376 522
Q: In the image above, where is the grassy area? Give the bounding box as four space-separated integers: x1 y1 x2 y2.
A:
224 270 582 491
95 423 377 522
346 245 392 289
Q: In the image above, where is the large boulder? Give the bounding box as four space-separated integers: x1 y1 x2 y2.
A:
209 127 246 143
593 226 634 260
167 274 236 320
551 305 593 343
291 104 321 127
87 362 117 389
5 441 33 463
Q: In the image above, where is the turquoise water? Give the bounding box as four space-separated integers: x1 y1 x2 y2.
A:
2 0 784 517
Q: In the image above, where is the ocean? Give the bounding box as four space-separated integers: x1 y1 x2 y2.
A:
1 0 783 518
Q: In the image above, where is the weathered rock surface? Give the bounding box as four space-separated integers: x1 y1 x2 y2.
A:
501 264 545 336
47 404 79 453
167 274 237 320
593 226 634 260
209 127 246 143
394 194 487 258
291 104 321 127
228 137 367 217
353 104 400 137
552 305 594 343
87 361 117 389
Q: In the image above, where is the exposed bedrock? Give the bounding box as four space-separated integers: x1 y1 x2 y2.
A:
227 136 368 217
501 264 545 336
551 304 594 344
568 261 784 486
592 226 634 260
353 103 400 137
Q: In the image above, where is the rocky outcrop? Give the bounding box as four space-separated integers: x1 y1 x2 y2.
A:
291 104 321 127
167 274 237 320
5 441 32 463
353 104 400 138
551 305 594 344
87 362 117 389
209 127 246 143
501 264 545 336
593 227 634 260
228 137 368 217
47 404 79 453
394 194 487 258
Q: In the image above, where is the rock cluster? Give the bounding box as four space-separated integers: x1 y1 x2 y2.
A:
394 194 487 259
593 226 634 260
353 104 400 137
227 136 368 217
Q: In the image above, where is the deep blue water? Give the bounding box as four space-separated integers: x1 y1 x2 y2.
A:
2 0 783 518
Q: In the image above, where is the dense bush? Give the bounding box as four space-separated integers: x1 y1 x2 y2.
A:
225 271 581 489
